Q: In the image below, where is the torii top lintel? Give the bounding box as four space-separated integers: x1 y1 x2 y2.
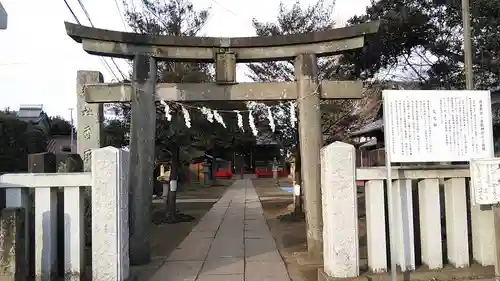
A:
64 21 380 63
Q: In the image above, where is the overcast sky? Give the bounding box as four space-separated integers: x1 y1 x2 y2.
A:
0 0 370 121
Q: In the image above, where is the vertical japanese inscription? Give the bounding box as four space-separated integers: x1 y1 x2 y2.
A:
76 71 104 171
471 159 500 204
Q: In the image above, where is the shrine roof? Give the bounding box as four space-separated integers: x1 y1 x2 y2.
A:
350 119 383 136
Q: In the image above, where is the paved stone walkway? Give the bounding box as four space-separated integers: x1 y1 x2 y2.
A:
149 179 291 281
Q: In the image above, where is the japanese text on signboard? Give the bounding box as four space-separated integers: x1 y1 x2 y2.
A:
470 158 500 205
383 90 493 163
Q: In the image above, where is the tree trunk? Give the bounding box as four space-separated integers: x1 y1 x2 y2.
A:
166 145 179 217
294 147 303 215
164 145 195 224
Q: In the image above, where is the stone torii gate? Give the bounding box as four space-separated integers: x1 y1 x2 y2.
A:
65 21 379 265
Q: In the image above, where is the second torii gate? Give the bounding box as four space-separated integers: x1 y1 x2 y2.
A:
66 20 379 265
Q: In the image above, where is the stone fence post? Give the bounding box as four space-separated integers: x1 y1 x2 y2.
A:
28 152 56 280
57 154 85 280
91 147 130 281
0 207 27 281
320 142 359 278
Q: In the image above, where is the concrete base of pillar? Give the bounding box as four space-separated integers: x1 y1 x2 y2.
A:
317 266 495 281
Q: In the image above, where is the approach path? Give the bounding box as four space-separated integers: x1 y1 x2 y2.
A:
149 178 291 281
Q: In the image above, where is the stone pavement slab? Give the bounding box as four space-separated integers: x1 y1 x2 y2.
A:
196 274 244 281
149 179 291 281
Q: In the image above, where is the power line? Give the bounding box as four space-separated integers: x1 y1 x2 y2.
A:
208 0 255 23
210 0 238 17
113 0 128 31
63 0 81 24
63 0 120 81
75 0 94 26
75 0 128 80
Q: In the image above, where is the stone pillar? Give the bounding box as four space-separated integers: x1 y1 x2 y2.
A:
92 147 130 281
470 193 495 265
392 179 416 271
59 154 85 280
320 142 359 277
444 178 469 267
365 179 387 272
418 178 443 269
0 208 27 281
29 153 58 281
27 152 58 278
76 70 104 171
4 188 29 281
203 160 211 185
295 53 323 257
128 55 157 265
211 157 217 185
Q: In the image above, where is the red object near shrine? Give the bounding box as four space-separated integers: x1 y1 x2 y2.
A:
216 169 233 179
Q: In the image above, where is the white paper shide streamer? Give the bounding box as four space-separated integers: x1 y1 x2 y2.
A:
235 110 244 131
213 110 226 128
267 107 275 132
182 105 191 128
160 100 172 121
249 110 258 136
290 102 297 128
200 107 214 123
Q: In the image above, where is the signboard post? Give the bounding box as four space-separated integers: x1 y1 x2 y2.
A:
382 90 494 281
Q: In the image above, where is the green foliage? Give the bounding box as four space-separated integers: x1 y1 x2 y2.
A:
50 116 74 136
0 117 28 172
24 126 48 154
118 0 255 162
248 0 500 149
0 113 47 172
248 0 336 82
342 0 500 90
103 119 129 148
248 0 366 148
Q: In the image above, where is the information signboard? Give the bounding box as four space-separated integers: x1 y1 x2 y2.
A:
382 90 495 277
383 90 494 163
470 158 500 205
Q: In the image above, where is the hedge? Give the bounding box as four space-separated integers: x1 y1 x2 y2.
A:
0 116 48 172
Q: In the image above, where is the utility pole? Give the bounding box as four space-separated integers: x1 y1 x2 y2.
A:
463 0 500 277
69 108 75 152
462 0 473 90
